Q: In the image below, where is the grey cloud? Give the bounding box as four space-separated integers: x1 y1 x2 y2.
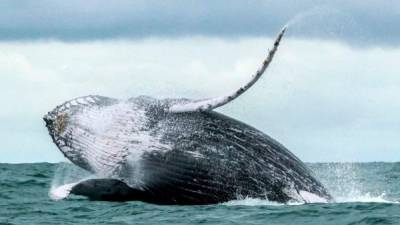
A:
0 0 399 46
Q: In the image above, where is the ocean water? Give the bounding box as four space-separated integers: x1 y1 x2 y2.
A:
0 162 399 225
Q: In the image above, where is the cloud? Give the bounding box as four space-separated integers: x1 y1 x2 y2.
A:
0 37 399 162
0 0 399 46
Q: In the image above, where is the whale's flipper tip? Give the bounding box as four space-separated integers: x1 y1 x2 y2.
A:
68 178 147 202
282 26 287 33
167 26 287 113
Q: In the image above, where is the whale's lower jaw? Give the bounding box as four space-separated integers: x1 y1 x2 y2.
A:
50 178 330 205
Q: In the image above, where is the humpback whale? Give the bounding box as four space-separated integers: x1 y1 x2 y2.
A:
44 28 332 204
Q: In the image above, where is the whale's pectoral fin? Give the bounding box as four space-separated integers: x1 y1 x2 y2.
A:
49 179 144 201
68 178 148 202
167 27 286 113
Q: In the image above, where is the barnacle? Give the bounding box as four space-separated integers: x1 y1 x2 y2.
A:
55 113 69 133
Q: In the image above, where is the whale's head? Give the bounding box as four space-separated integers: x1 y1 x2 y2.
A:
44 96 109 171
44 95 143 175
43 95 164 178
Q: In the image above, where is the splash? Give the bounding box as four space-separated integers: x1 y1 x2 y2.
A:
223 197 301 206
223 162 400 206
222 193 398 207
49 162 92 200
336 192 397 204
285 6 337 28
284 5 362 42
223 190 329 206
313 162 400 204
49 182 79 200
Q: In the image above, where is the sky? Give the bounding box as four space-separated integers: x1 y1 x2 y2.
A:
1 1 399 163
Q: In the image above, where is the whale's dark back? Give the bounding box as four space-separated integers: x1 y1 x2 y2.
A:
124 111 332 204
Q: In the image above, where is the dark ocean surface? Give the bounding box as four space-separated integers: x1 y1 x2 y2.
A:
0 162 399 225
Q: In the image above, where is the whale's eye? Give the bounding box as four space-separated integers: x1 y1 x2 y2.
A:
54 113 69 134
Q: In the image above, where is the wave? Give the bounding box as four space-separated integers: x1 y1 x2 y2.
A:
223 198 302 206
223 193 399 206
335 192 398 204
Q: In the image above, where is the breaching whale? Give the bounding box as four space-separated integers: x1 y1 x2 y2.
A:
44 28 332 204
